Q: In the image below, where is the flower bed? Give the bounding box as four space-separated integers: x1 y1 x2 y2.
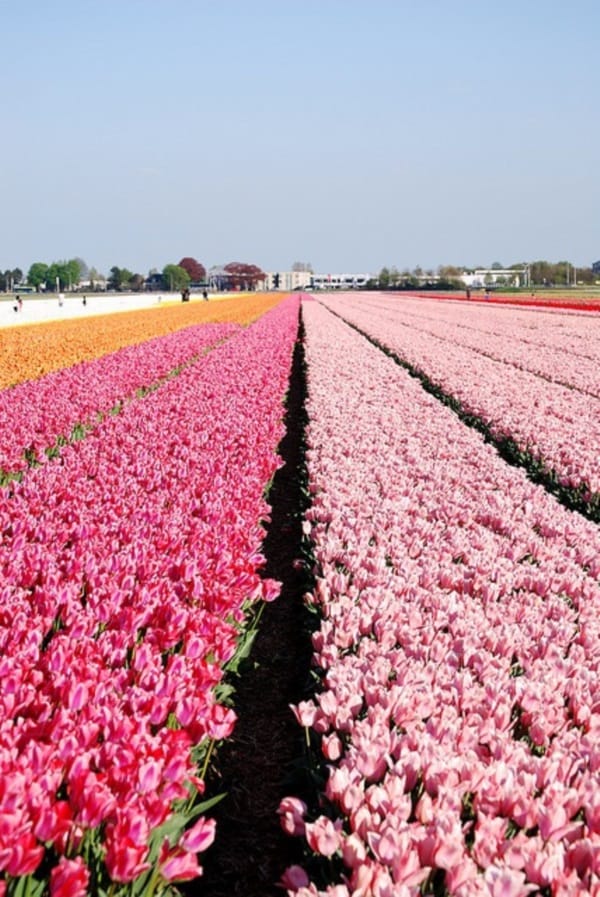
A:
281 300 600 896
413 291 600 313
319 293 600 500
0 296 299 895
0 321 240 477
341 293 600 397
0 292 282 389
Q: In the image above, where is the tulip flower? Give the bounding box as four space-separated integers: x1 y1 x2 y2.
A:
281 297 600 895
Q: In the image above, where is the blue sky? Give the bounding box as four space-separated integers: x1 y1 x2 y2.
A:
2 0 599 276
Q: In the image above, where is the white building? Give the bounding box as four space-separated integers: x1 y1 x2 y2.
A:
309 272 372 290
264 270 312 291
461 268 526 288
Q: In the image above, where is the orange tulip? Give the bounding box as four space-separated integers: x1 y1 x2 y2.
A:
0 293 283 389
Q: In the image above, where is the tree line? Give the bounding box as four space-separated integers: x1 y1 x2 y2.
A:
1 257 266 293
372 260 599 290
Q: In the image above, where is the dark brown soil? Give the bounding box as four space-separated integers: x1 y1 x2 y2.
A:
182 314 314 896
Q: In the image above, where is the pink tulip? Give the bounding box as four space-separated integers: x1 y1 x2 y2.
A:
158 842 202 882
179 817 216 853
291 700 318 727
304 816 342 858
280 865 311 889
50 856 90 897
484 865 538 897
4 832 45 877
278 797 308 837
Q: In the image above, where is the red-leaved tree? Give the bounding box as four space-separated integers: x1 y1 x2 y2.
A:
178 257 207 282
223 262 266 290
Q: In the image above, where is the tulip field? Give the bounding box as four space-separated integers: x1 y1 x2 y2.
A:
2 289 600 897
281 295 600 897
0 294 298 896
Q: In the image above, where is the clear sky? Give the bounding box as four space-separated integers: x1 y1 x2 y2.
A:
2 0 599 277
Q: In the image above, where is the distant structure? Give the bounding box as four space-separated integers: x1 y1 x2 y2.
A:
264 271 372 290
264 270 311 290
460 267 526 289
592 260 600 275
309 272 372 290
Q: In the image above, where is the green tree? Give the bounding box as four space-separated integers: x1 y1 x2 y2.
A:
28 262 49 291
108 266 134 291
45 259 82 291
528 260 553 286
163 264 191 292
438 265 462 280
0 269 21 290
74 257 89 280
378 267 391 289
66 258 81 288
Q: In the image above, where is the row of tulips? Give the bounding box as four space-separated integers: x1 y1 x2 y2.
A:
0 321 240 477
348 293 600 397
0 292 282 389
318 293 600 500
0 295 299 895
413 292 600 314
281 299 600 897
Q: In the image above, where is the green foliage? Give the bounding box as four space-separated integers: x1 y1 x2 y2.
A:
378 266 391 289
45 259 82 291
108 266 134 291
0 267 24 290
162 264 191 292
27 262 49 290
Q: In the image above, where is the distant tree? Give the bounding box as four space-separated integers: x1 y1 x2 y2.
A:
292 261 313 272
223 262 266 290
107 266 134 291
556 260 571 285
491 261 503 270
389 267 400 287
27 262 50 291
576 266 595 285
45 263 61 291
0 269 21 290
528 260 553 286
66 258 82 288
74 257 89 280
378 267 391 289
178 257 206 282
163 264 190 292
437 264 462 281
45 260 80 291
129 273 145 292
